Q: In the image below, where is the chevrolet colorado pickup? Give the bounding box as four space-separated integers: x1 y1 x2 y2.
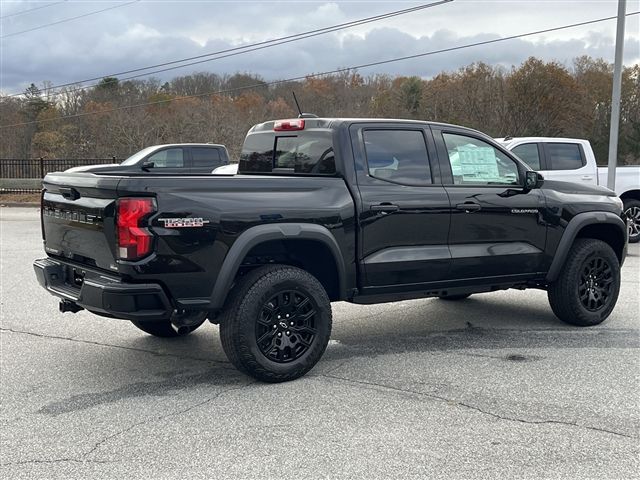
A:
34 118 628 382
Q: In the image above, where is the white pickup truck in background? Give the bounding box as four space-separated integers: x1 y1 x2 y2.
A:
497 137 640 243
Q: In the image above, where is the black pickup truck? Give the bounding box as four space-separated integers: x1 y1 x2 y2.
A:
34 117 628 382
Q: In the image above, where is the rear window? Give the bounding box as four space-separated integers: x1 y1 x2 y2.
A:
239 132 335 175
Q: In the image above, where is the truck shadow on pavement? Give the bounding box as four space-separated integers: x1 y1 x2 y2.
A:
37 368 247 417
324 296 638 362
34 293 637 418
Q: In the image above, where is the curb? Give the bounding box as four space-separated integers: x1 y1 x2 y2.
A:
0 203 40 208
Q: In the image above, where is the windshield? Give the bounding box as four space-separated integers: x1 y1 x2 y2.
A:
120 146 160 166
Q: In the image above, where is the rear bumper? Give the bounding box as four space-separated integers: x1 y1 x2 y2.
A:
33 257 173 321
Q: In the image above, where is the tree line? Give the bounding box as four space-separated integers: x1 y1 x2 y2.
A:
0 55 638 165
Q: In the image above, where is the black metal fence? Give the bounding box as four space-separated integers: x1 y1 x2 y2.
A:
1 158 118 179
0 158 118 195
0 188 41 195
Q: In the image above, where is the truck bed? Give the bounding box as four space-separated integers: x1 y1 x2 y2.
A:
40 171 357 312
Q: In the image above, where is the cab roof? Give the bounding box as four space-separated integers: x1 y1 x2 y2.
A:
248 118 482 134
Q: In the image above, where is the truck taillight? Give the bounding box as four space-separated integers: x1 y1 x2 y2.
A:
116 197 156 260
274 119 305 131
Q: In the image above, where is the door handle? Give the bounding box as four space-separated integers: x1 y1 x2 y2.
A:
370 203 399 213
581 175 594 181
456 202 481 213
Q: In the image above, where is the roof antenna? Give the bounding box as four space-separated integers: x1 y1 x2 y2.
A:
292 91 318 119
292 91 303 117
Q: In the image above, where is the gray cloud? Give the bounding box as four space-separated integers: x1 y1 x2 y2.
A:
1 0 638 94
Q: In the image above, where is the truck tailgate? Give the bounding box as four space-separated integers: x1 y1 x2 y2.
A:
41 172 121 272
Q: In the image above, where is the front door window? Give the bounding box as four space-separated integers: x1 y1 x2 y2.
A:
443 133 520 186
147 148 184 168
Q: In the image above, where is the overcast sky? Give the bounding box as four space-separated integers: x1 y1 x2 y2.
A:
0 0 639 95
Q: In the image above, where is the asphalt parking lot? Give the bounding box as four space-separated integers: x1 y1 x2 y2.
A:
1 206 638 479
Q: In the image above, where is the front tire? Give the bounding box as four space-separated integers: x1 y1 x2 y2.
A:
548 238 620 326
623 198 640 243
220 265 332 383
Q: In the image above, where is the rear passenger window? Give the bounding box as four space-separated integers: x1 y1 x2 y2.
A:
363 130 431 186
192 147 222 168
511 143 541 170
546 143 584 170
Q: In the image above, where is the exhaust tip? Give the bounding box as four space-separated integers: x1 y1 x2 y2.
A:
176 325 190 336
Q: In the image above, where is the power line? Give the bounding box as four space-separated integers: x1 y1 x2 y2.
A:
2 11 638 130
32 0 452 98
4 0 453 98
0 0 140 39
0 1 68 20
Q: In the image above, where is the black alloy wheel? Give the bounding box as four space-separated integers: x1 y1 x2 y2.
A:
256 290 317 363
578 255 615 312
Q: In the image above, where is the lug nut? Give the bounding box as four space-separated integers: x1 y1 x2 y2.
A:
286 331 290 336
277 333 282 337
273 325 277 329
290 321 294 326
285 314 289 318
277 315 281 319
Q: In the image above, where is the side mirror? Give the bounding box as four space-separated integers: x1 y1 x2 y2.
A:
141 161 154 171
524 171 544 190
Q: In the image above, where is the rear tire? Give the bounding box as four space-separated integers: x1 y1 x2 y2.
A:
219 265 332 383
623 198 640 243
131 311 207 338
438 294 472 301
548 238 620 326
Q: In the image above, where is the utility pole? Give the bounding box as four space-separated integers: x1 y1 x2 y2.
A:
607 0 626 191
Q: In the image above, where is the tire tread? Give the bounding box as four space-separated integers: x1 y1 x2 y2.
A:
548 238 620 326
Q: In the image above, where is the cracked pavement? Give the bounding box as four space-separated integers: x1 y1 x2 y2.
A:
1 207 639 479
